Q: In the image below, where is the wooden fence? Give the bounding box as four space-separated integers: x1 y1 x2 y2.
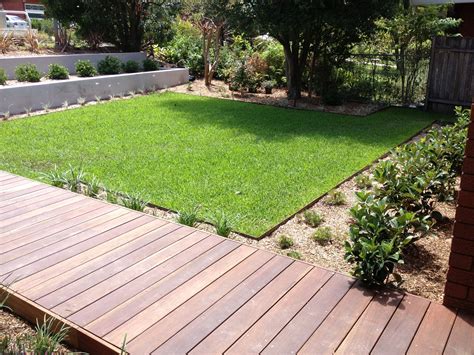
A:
426 36 474 114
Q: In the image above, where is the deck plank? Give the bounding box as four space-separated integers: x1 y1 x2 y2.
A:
444 310 474 355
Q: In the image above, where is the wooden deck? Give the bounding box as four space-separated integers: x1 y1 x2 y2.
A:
1 171 473 354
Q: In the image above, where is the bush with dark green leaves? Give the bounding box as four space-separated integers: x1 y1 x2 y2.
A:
345 107 470 286
97 56 122 75
122 60 141 73
15 63 41 82
47 63 69 80
75 60 97 77
0 68 6 85
143 58 159 72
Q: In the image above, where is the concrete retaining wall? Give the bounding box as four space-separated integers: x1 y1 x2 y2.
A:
0 52 146 79
0 68 189 115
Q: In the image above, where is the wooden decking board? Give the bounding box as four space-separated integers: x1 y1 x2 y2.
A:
371 294 431 354
105 250 273 353
21 219 171 298
335 290 404 354
1 172 473 355
259 273 354 355
1 202 111 253
125 255 293 354
444 310 474 355
72 239 241 328
407 303 457 354
298 282 374 354
1 208 133 276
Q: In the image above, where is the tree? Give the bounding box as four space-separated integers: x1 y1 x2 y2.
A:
41 0 180 52
236 0 396 100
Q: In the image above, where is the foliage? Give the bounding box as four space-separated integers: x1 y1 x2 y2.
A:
158 19 203 75
303 210 323 228
210 210 234 237
0 93 438 236
48 63 69 80
120 192 149 211
287 251 302 260
143 58 159 72
176 206 200 227
312 227 333 245
84 176 103 198
15 63 41 82
278 235 294 249
98 56 122 75
345 107 470 286
0 32 14 54
0 69 6 85
75 60 97 77
325 190 347 206
31 18 54 36
355 173 373 190
122 60 141 73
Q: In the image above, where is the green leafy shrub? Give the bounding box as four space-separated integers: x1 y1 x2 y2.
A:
143 58 159 71
47 63 69 80
15 63 41 82
278 235 294 249
75 60 97 77
97 56 122 75
325 190 347 206
287 251 302 260
122 60 141 73
120 192 148 211
303 210 323 228
0 68 7 85
176 206 200 227
312 227 333 245
355 174 372 189
210 211 234 237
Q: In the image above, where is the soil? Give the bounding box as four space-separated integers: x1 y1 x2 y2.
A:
168 79 386 116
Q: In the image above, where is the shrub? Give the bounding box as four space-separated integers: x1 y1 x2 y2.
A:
355 174 372 189
325 190 347 206
120 192 148 211
47 63 69 80
278 235 294 249
287 251 302 260
97 56 122 75
312 227 333 245
75 60 97 77
143 58 159 72
0 68 6 85
15 63 41 82
210 211 234 237
122 60 140 73
303 210 323 228
176 206 200 227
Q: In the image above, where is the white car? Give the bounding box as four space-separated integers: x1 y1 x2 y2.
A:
6 15 29 29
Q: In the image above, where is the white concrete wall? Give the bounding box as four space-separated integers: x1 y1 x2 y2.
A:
0 68 189 115
0 52 146 79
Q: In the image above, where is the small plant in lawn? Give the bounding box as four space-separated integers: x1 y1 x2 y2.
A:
106 189 118 204
303 210 323 228
143 58 159 72
84 176 103 198
62 165 86 192
122 60 140 73
24 107 32 116
325 190 347 206
41 166 66 187
1 111 10 120
41 102 51 112
47 63 69 80
210 211 234 237
355 173 372 189
77 97 86 106
128 90 136 98
120 192 148 211
287 251 302 260
15 63 41 82
95 96 102 104
75 60 97 77
176 206 200 227
278 235 294 249
0 68 7 85
312 227 333 245
97 56 122 75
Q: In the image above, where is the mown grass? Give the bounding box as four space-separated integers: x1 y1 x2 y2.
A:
0 92 444 236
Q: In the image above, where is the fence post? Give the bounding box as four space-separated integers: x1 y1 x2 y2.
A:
444 103 474 311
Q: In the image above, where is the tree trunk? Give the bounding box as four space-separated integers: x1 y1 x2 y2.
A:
284 47 302 100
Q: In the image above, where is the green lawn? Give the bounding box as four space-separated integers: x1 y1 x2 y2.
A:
0 92 442 236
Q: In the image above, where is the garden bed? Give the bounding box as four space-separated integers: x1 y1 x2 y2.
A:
169 79 386 116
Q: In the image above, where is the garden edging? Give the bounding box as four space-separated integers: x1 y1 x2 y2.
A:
0 68 189 115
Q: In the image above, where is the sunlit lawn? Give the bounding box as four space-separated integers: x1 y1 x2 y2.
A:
0 92 442 236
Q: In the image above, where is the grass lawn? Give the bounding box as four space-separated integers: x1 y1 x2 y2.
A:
0 92 443 236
